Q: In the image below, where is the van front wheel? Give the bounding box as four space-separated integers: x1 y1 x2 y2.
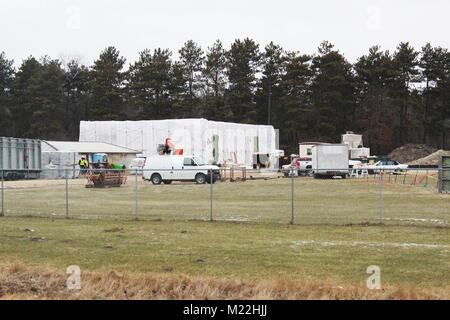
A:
195 173 206 184
151 173 162 185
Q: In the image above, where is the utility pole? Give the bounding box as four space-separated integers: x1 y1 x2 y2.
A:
65 170 69 218
267 86 272 125
135 170 138 220
290 167 294 224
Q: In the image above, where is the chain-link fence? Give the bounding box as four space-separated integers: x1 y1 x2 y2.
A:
0 168 448 227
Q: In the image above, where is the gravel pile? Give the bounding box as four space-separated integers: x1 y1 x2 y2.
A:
408 149 450 165
387 144 437 163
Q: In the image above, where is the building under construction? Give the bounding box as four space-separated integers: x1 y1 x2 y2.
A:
79 118 280 168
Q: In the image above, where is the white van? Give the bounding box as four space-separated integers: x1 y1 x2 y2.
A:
142 155 221 184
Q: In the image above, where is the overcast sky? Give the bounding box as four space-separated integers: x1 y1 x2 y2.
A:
1 0 449 68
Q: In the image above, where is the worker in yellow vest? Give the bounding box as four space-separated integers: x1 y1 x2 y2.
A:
79 157 89 175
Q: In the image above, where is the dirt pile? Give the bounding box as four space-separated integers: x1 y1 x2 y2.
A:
388 144 437 163
409 150 450 165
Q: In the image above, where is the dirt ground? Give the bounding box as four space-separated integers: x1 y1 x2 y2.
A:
1 170 283 189
1 178 86 189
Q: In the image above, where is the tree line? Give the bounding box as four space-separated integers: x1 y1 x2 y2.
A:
0 39 449 155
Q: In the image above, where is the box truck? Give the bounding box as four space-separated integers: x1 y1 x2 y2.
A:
312 144 349 179
0 137 41 180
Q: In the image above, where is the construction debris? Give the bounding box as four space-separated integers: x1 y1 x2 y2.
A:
85 154 127 188
409 150 450 166
387 144 437 164
86 164 127 188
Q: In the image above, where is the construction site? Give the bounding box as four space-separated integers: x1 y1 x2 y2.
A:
1 120 449 300
2 0 450 312
0 170 449 299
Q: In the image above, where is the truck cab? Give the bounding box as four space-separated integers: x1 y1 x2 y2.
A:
282 156 312 177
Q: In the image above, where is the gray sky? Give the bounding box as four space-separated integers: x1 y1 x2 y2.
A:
1 0 449 68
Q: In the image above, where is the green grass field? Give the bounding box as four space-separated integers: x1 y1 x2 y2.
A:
1 174 448 226
0 175 449 294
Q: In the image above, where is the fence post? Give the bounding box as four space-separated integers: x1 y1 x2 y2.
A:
379 170 383 224
65 169 69 219
290 168 294 225
210 171 213 221
1 169 4 217
135 169 138 220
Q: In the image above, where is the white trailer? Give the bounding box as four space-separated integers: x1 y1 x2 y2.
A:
312 144 349 179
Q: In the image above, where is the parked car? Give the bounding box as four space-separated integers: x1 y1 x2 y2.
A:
142 155 221 184
366 159 408 173
282 156 312 177
129 157 146 174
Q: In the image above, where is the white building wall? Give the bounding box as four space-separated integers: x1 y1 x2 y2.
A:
79 119 277 168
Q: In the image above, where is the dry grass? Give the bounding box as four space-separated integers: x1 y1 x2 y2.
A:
0 263 448 300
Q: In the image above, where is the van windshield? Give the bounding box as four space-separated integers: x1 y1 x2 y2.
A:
193 157 207 166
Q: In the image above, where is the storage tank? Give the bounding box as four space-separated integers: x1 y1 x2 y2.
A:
0 137 41 180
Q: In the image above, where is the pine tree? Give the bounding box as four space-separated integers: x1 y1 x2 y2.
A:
419 43 448 146
169 61 188 118
439 51 450 148
11 56 42 137
311 41 356 142
179 40 204 116
127 48 174 119
278 51 312 154
392 42 420 145
257 42 284 125
26 57 66 139
63 60 90 139
427 48 450 148
89 46 126 120
0 52 15 136
10 56 67 139
202 40 229 120
354 46 397 154
225 38 260 123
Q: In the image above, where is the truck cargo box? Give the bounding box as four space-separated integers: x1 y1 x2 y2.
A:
312 144 349 179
